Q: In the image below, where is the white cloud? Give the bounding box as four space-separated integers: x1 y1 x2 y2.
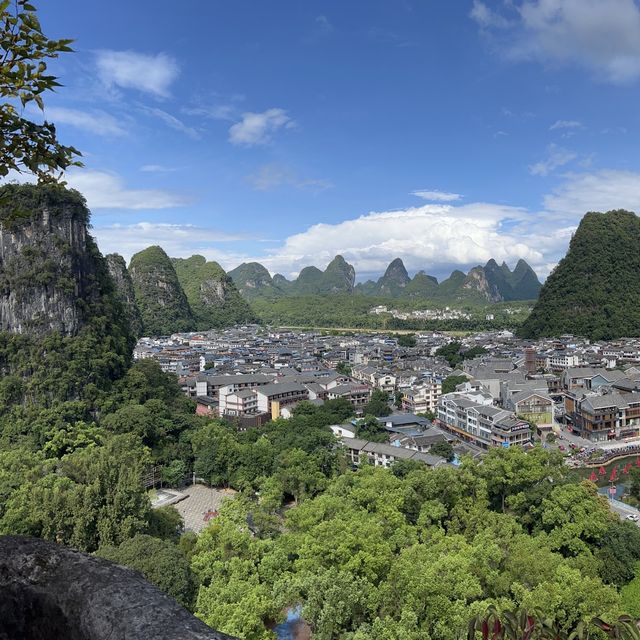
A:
40 107 126 136
472 0 640 84
65 170 190 210
93 223 249 262
95 50 179 97
139 106 200 139
247 164 332 192
550 119 582 131
528 143 576 176
411 189 463 202
228 108 295 146
543 169 640 215
254 203 541 280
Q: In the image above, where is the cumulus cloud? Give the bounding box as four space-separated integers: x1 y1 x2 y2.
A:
411 189 463 202
93 223 250 262
528 144 576 176
471 0 640 84
228 108 295 146
254 203 541 280
95 50 179 97
66 170 191 210
39 107 126 136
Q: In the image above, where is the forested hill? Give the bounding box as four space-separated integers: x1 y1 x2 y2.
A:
520 209 640 340
229 255 542 303
171 255 257 330
0 183 134 402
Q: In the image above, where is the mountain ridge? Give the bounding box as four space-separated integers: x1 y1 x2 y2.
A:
229 255 542 303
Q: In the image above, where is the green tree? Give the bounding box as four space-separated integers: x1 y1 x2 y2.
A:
430 440 454 462
97 534 197 610
397 333 416 347
364 389 391 417
621 564 640 618
356 414 388 443
336 361 352 376
148 505 184 542
0 0 81 182
442 374 468 394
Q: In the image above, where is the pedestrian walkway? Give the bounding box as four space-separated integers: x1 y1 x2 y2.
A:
173 484 236 533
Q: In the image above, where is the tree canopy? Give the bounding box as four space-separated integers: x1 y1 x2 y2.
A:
0 0 81 182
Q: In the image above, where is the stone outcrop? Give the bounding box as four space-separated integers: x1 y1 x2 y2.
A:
172 255 257 330
0 184 105 336
105 253 144 337
0 535 236 640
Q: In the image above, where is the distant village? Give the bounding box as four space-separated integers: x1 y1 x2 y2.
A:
134 326 640 468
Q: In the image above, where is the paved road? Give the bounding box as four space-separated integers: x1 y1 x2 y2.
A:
607 497 640 525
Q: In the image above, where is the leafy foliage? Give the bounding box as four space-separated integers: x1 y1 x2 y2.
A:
0 0 81 182
191 449 629 639
442 374 469 394
97 533 197 609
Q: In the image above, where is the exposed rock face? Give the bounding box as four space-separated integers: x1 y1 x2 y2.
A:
463 266 502 302
0 535 236 640
172 255 257 330
0 185 104 336
322 255 356 292
129 246 194 336
105 253 143 337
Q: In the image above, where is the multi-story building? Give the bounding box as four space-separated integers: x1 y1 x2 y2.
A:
567 391 640 441
401 378 442 413
219 389 259 416
341 437 446 469
326 383 371 410
437 393 531 449
255 383 309 418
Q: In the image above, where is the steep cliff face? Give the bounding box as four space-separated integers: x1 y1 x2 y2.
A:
0 184 102 336
129 246 194 336
105 253 144 337
0 184 133 403
462 266 502 302
172 255 257 330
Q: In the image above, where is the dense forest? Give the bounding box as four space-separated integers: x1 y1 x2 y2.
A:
521 210 640 340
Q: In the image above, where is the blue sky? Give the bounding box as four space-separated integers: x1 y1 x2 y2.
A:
23 0 640 280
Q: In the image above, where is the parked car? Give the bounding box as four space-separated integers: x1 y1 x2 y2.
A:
625 514 639 522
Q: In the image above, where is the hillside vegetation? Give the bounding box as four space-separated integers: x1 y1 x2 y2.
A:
521 210 640 340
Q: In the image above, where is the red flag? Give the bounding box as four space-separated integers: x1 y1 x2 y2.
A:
610 467 618 482
623 464 631 474
589 471 598 482
636 457 640 467
599 466 606 475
